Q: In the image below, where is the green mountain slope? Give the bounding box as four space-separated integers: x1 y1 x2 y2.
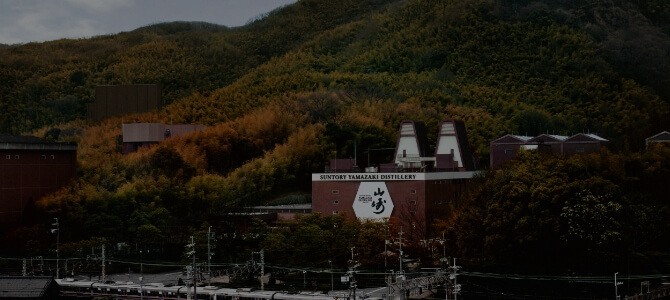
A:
0 0 397 134
1 0 670 275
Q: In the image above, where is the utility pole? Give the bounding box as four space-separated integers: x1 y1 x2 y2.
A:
186 236 196 300
348 247 358 300
208 226 215 284
329 260 333 293
448 258 461 300
101 244 106 282
140 250 144 300
260 250 264 290
253 250 265 290
614 272 622 300
51 218 59 279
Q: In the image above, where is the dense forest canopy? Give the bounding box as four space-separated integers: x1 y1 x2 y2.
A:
1 0 669 280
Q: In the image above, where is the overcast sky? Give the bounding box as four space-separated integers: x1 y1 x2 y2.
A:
0 0 298 45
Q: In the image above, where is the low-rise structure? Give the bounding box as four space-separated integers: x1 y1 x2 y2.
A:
645 131 670 149
490 132 608 168
121 123 206 154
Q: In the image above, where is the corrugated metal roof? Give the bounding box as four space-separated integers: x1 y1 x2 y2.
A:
546 134 568 141
490 134 533 143
512 135 534 141
647 131 670 141
581 133 608 142
0 276 56 298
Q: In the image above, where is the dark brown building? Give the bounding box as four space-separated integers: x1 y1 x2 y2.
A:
312 120 478 238
87 84 162 121
489 134 533 168
490 133 608 168
645 131 670 149
0 135 77 225
562 133 608 155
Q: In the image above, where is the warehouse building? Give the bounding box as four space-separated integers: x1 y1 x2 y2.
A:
490 133 608 168
0 135 77 226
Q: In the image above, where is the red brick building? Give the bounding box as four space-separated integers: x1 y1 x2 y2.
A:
312 120 478 238
0 135 77 225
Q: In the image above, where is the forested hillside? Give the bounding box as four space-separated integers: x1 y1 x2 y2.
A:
1 0 670 277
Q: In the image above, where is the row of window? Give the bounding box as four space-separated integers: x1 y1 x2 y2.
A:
4 155 56 160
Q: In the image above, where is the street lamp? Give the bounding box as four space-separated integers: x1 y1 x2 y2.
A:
51 218 59 279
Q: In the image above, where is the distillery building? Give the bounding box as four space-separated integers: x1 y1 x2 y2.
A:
312 120 479 238
0 135 77 226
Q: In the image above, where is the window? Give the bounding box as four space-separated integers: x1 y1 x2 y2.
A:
410 211 416 215
41 155 47 159
576 148 585 153
332 190 339 194
410 189 416 194
504 149 514 154
5 155 10 159
409 200 417 205
333 210 339 215
332 200 339 204
14 155 19 159
50 155 55 159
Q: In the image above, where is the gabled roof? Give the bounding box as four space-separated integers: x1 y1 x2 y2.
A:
490 134 533 144
646 131 670 142
527 134 568 144
0 276 58 298
564 133 609 142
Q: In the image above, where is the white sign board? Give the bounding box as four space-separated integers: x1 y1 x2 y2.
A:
352 182 394 220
